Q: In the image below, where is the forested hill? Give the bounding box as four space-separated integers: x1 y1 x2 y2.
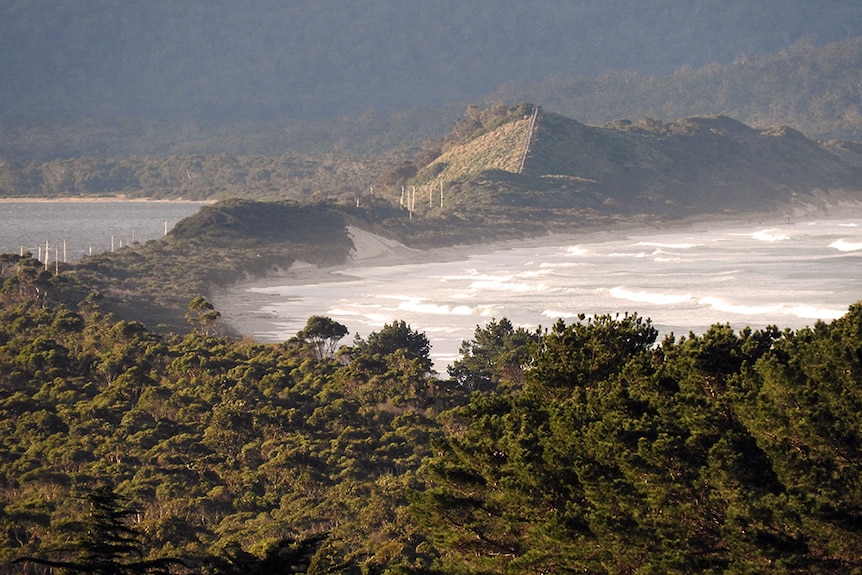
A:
2 248 862 573
408 106 862 216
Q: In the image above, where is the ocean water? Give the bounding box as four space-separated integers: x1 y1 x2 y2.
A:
0 201 206 261
238 217 862 368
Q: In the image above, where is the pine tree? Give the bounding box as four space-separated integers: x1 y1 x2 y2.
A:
14 484 183 575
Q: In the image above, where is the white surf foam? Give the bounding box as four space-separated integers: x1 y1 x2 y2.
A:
636 241 699 249
784 304 845 320
699 297 783 315
468 279 546 293
751 228 790 242
542 309 584 319
829 239 862 252
609 287 695 306
396 299 495 317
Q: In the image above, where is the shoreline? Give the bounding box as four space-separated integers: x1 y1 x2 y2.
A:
212 200 862 346
219 195 862 293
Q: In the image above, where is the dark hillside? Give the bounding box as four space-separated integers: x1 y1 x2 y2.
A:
168 199 355 245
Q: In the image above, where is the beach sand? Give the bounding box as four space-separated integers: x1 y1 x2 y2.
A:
212 192 862 343
212 226 511 340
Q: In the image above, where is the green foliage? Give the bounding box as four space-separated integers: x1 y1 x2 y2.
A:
735 305 862 567
448 318 539 391
0 280 451 573
415 311 862 574
295 316 349 360
185 296 222 337
336 321 438 409
527 313 658 396
351 320 433 371
2 240 862 573
201 533 330 575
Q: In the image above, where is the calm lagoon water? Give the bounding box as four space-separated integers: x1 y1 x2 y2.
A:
233 217 862 367
0 201 207 261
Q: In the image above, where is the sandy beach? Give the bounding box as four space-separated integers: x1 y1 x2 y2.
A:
212 192 862 346
212 226 521 339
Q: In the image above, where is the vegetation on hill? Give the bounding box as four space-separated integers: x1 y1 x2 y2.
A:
407 106 862 217
2 253 862 573
62 200 371 332
0 152 396 202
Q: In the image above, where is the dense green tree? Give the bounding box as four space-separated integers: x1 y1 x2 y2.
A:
201 534 330 575
734 305 862 572
351 320 432 371
527 313 658 397
295 316 349 360
448 318 538 391
336 322 438 408
414 311 862 573
185 296 221 337
415 313 659 573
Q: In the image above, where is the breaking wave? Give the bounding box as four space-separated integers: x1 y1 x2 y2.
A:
829 239 862 252
752 228 791 242
609 287 695 305
221 216 862 367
